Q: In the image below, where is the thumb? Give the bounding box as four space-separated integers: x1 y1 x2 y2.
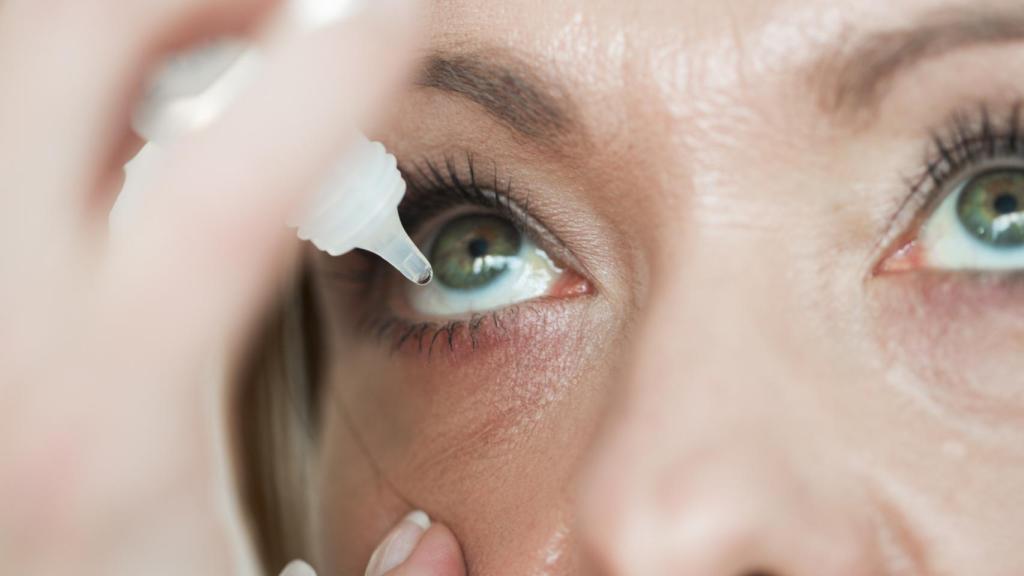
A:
365 511 466 576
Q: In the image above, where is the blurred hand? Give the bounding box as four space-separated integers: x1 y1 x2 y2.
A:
0 0 415 574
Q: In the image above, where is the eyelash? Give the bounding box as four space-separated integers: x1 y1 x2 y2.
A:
354 154 536 355
914 102 1023 200
360 307 519 357
398 154 532 236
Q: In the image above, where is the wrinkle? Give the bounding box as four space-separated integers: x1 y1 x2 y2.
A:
331 391 420 514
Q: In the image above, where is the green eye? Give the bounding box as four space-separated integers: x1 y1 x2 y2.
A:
956 169 1024 248
429 214 523 290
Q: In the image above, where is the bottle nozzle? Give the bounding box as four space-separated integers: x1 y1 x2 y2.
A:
359 210 433 285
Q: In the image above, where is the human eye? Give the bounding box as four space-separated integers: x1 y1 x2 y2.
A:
410 212 565 316
361 154 591 353
879 105 1024 273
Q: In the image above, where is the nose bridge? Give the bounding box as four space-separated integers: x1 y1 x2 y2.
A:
578 240 882 575
641 236 802 424
612 237 818 497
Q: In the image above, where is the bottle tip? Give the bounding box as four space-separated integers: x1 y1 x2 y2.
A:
363 225 434 286
397 250 432 286
415 266 434 286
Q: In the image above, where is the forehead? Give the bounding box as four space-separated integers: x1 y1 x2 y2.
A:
422 0 990 116
425 0 956 47
424 0 923 86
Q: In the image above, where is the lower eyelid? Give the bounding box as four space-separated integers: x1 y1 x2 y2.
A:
867 271 1024 421
395 260 592 318
360 294 591 361
871 268 1024 315
400 311 509 357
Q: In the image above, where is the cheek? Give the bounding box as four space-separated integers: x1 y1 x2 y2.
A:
868 274 1024 420
320 297 620 572
319 399 413 576
335 301 597 469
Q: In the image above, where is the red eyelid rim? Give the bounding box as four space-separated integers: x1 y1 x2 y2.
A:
876 238 926 275
550 268 593 297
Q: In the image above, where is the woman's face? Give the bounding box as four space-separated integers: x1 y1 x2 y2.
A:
309 0 1024 573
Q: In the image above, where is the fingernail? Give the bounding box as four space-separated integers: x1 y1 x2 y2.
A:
365 510 432 576
280 559 318 576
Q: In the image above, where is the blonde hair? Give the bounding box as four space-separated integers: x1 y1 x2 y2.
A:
233 271 323 574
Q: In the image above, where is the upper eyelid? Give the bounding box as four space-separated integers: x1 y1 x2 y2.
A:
397 155 594 282
397 156 529 239
913 104 1024 200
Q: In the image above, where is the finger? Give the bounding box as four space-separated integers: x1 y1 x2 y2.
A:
365 512 467 576
101 1 419 369
0 0 280 228
384 524 467 576
366 511 431 576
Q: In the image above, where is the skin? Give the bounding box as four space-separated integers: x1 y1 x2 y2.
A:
311 0 1024 574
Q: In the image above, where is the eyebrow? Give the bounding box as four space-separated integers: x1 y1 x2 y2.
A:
820 4 1024 117
415 51 582 144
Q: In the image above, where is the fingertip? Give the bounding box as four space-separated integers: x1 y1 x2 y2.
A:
387 523 466 576
280 559 317 576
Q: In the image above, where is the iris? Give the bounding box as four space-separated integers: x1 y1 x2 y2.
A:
429 214 523 290
957 169 1024 247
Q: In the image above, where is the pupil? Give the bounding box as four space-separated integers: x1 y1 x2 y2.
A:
468 237 490 258
994 194 1020 215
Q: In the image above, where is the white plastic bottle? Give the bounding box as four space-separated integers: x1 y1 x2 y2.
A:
115 0 433 285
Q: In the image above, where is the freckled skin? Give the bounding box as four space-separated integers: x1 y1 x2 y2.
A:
311 0 1024 574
